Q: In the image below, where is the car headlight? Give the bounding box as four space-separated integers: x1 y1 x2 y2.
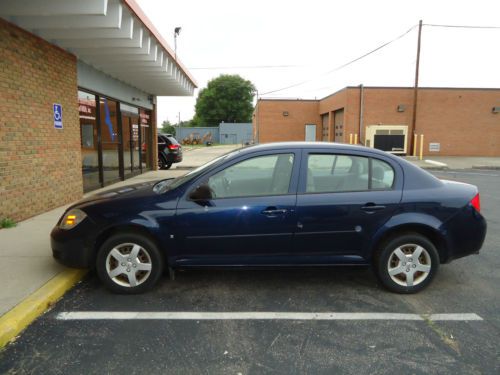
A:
59 208 87 230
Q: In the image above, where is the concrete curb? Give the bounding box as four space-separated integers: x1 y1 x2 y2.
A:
472 165 500 170
0 269 87 348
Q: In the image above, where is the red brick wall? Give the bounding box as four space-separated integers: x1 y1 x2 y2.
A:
416 88 500 156
0 19 83 222
255 99 320 143
256 87 500 156
319 89 348 142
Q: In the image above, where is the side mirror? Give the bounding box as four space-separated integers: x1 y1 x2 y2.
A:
188 184 214 202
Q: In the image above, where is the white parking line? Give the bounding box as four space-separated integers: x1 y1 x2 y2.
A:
56 312 483 321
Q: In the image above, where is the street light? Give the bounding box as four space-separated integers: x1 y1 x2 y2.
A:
174 27 181 60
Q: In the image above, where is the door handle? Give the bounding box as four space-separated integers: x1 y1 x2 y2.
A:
261 207 288 216
361 203 386 212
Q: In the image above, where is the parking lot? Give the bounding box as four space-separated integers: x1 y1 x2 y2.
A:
1 169 499 374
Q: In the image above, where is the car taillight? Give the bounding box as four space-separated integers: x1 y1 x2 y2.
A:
470 193 480 212
168 144 179 150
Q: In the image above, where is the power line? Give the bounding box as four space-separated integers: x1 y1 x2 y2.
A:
189 65 304 70
260 24 418 96
424 23 500 29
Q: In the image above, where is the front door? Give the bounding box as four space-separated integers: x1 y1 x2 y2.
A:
294 151 403 260
174 152 299 265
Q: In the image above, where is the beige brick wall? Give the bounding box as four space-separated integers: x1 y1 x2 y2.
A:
0 19 83 222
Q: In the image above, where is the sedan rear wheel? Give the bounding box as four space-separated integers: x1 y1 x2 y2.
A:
376 233 439 294
97 233 163 294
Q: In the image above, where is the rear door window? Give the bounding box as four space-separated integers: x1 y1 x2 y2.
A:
371 158 395 189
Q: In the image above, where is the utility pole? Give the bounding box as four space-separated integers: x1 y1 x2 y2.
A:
410 20 423 155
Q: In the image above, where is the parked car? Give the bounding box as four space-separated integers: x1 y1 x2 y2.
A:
157 133 182 169
51 142 486 294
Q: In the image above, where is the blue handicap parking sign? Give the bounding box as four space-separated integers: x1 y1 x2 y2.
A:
53 103 63 129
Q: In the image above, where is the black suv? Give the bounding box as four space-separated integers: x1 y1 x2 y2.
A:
157 134 183 170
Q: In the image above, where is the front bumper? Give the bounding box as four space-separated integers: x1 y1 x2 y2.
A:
51 220 97 269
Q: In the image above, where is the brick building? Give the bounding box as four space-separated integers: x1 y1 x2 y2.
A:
254 86 500 156
0 0 196 221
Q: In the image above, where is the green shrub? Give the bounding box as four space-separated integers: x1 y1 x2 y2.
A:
1 217 17 228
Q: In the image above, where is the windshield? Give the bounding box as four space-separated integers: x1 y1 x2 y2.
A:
153 149 242 194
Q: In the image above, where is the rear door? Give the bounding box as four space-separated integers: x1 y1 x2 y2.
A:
293 149 403 260
174 150 301 265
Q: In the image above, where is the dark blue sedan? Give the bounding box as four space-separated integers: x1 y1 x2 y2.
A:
51 142 486 294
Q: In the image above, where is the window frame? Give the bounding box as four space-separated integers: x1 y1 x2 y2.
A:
184 150 302 201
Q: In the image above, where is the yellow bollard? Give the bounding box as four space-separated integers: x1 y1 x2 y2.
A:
354 134 358 145
419 134 424 160
349 134 353 144
413 134 418 157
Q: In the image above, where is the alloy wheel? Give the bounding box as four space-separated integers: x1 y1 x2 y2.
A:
105 243 152 287
387 244 432 287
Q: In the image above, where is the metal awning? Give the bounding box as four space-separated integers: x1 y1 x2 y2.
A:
0 0 197 96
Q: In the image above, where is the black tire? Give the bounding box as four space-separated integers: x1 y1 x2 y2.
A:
374 233 439 294
158 155 166 170
96 233 164 294
164 162 172 170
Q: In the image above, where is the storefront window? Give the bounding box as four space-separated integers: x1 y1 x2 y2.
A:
100 98 120 184
78 90 99 191
78 89 154 191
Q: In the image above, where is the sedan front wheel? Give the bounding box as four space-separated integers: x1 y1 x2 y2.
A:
375 233 439 294
96 233 163 294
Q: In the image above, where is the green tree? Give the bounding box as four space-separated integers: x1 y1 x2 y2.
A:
192 75 256 126
160 120 176 136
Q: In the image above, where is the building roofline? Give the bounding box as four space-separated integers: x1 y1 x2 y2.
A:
122 0 198 88
258 98 319 102
343 85 500 92
259 85 500 103
319 87 349 101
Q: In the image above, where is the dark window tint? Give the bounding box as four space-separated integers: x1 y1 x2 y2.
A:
167 137 179 145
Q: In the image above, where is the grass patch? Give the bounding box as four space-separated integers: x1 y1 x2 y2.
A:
1 217 17 229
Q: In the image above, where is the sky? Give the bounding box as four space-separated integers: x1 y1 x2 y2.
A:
136 0 500 125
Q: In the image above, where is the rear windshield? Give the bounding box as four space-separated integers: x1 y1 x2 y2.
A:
167 137 179 145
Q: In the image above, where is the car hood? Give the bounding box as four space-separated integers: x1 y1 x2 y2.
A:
72 180 163 209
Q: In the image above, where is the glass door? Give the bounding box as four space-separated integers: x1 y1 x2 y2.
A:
121 112 141 177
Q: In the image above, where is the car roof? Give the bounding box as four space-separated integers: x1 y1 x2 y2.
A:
240 142 390 157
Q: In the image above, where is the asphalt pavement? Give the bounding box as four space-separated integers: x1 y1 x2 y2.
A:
1 168 499 374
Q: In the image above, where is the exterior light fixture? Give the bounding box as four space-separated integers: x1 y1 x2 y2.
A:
174 27 182 60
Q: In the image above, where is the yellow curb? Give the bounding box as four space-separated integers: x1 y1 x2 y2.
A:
0 269 87 348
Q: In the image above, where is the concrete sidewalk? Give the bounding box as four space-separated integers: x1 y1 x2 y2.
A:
0 144 240 347
404 156 500 170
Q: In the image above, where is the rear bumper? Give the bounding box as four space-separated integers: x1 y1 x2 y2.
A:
162 151 183 163
443 206 487 263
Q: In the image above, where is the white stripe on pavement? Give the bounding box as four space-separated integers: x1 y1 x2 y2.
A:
56 312 483 321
